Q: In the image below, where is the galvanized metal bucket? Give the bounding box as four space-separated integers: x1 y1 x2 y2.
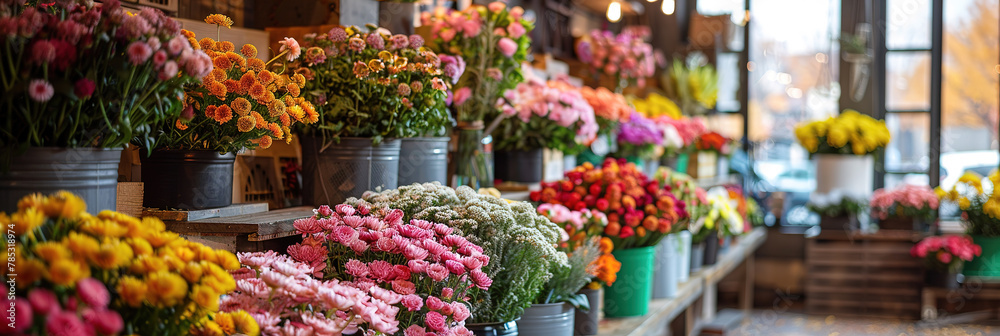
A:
141 150 236 210
398 137 449 186
0 147 122 214
300 136 401 207
652 234 679 299
468 320 519 336
517 303 574 336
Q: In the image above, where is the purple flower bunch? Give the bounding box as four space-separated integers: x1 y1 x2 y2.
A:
618 112 664 146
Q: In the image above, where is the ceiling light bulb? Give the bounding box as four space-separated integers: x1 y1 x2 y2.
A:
661 0 675 15
607 1 622 22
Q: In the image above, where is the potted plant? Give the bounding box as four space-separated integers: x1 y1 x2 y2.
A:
936 171 1000 278
698 187 745 265
146 15 313 210
655 167 709 278
1 191 256 335
283 203 487 334
533 159 689 317
427 2 533 188
794 109 891 196
577 86 633 165
289 25 447 205
690 131 736 179
536 204 618 336
575 27 659 92
911 235 981 289
357 183 565 335
871 184 939 232
494 78 598 183
652 116 706 174
615 112 664 177
662 52 718 116
0 1 210 214
807 189 867 231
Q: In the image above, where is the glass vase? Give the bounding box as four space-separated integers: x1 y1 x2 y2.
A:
454 127 493 189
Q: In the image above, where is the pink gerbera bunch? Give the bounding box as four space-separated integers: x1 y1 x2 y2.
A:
870 184 939 221
911 235 982 272
223 251 401 335
496 77 598 155
288 204 489 335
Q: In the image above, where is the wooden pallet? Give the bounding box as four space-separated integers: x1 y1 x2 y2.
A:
805 231 924 319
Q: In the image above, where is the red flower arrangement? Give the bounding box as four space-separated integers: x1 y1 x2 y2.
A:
695 131 735 156
911 235 982 272
531 158 689 249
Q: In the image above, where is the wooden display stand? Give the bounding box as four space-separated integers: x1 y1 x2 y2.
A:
597 227 767 336
145 203 313 253
805 230 924 319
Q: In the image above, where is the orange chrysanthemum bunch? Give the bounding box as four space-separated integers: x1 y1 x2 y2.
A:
158 14 317 153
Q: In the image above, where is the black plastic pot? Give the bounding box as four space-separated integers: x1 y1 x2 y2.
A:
300 136 401 207
494 148 544 183
142 149 235 210
925 270 961 289
703 230 720 266
574 288 601 336
467 320 519 336
0 147 122 214
820 215 859 231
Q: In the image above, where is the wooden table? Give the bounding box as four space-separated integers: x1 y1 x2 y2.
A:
597 227 767 336
149 204 315 252
921 278 1000 323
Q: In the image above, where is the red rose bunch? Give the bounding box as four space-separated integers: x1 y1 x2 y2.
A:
695 131 734 155
531 158 689 249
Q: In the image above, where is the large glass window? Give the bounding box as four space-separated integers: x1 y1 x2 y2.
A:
748 0 840 193
939 0 999 190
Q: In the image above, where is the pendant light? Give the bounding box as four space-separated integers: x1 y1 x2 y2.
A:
607 0 622 22
661 0 675 15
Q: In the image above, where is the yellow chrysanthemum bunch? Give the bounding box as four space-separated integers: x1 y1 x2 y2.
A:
631 93 682 120
794 109 891 155
935 170 1000 236
2 191 257 336
165 14 316 153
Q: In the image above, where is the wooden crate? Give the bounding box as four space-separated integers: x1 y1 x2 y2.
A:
805 232 924 319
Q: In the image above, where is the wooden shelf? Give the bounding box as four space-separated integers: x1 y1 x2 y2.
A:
164 206 314 239
597 227 767 336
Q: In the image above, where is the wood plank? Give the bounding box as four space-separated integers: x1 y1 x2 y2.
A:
805 284 918 297
812 229 924 242
596 278 704 336
696 228 767 285
165 206 314 236
144 203 269 221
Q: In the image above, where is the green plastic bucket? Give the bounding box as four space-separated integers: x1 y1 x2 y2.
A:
675 152 690 174
604 246 655 317
964 235 1000 278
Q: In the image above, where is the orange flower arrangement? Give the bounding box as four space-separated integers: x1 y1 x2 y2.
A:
159 14 316 153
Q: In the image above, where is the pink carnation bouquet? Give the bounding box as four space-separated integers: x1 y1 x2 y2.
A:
576 27 661 91
288 204 489 335
223 251 400 335
496 77 598 155
870 184 939 222
911 235 982 272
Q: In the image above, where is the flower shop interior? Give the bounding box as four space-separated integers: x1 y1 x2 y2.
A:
2 0 1000 335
